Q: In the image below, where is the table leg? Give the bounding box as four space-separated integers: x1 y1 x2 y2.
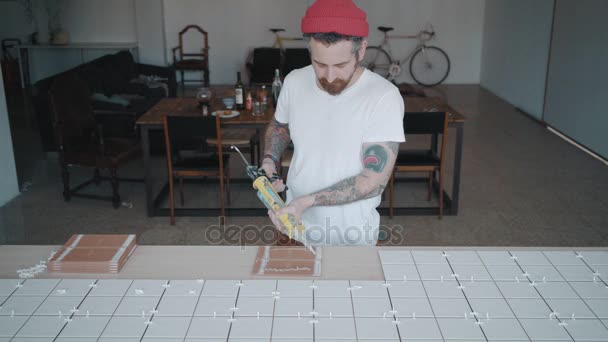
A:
451 123 464 215
141 125 154 216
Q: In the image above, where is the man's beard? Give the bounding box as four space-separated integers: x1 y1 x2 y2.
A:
318 62 360 96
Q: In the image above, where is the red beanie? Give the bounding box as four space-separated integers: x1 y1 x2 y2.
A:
301 0 369 37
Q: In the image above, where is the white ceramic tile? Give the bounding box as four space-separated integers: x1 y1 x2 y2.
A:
73 296 121 316
126 280 167 297
276 280 313 297
271 317 313 339
382 264 421 281
228 317 272 339
386 280 426 298
481 318 529 341
11 338 60 342
14 315 66 337
274 297 312 317
506 299 551 318
536 282 579 298
142 316 191 338
436 318 485 340
100 316 148 338
349 281 390 297
461 281 502 298
314 317 356 339
510 251 551 265
496 282 541 298
356 317 400 339
523 265 564 282
378 250 414 264
546 299 596 319
544 251 586 266
141 339 183 342
445 250 483 265
234 296 275 317
450 265 492 281
352 297 392 318
55 338 98 342
429 298 471 318
485 265 525 281
114 296 160 316
579 251 608 265
34 296 84 316
555 265 596 281
519 318 572 341
411 250 448 264
193 296 236 317
51 279 96 297
0 296 46 316
584 299 608 318
391 298 433 317
237 280 276 297
156 296 197 316
313 280 350 297
57 316 110 337
571 281 608 299
88 279 132 297
417 263 455 281
14 280 60 296
163 280 204 296
468 298 515 318
423 281 466 298
97 339 140 342
0 279 23 296
564 318 608 341
477 251 517 266
393 317 442 340
0 316 28 337
185 317 231 339
314 296 353 317
201 280 241 297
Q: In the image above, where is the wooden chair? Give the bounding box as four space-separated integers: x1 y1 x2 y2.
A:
49 73 141 208
389 112 449 219
172 25 210 92
207 129 260 165
163 115 230 225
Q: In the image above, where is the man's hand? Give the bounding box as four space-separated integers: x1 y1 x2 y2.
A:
268 196 314 235
260 157 285 192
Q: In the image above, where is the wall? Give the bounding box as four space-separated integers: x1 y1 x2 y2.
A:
480 0 554 120
0 68 20 207
134 0 166 66
543 0 608 159
163 0 485 84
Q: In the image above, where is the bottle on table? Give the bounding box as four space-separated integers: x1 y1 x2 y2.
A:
245 89 253 111
260 85 268 112
272 68 282 108
235 71 245 110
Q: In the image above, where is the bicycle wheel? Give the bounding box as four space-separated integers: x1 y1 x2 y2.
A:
409 46 450 87
361 47 391 78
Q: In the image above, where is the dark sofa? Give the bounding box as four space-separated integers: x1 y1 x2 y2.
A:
33 51 177 152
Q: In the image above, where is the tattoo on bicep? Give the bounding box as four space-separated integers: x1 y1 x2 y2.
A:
386 142 400 155
362 144 388 173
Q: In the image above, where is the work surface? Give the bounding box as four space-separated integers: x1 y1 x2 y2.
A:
1 247 608 341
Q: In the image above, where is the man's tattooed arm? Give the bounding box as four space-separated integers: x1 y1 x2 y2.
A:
309 141 400 207
263 118 291 165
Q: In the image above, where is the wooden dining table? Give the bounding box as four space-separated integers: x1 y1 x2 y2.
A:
136 88 465 218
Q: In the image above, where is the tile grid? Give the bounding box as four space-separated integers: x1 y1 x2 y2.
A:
546 251 608 336
53 279 99 338
95 279 135 340
475 250 533 342
442 251 490 341
9 279 61 339
182 279 207 341
508 251 576 341
408 251 447 341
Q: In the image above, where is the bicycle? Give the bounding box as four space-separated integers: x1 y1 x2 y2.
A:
362 24 450 87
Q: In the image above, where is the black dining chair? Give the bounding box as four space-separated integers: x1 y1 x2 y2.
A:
163 115 230 224
389 111 449 219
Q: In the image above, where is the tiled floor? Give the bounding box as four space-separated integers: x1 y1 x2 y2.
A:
0 249 607 340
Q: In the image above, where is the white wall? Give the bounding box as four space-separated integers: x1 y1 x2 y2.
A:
0 69 20 207
480 0 554 120
135 0 167 66
163 0 485 84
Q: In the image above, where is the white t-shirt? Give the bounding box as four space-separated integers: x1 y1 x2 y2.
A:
274 65 405 246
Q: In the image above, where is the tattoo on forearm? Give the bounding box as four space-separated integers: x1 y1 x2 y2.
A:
264 118 291 161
